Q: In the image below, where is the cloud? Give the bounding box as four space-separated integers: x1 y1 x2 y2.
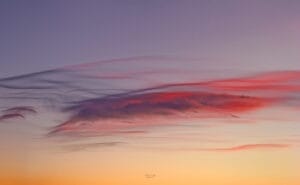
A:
61 142 124 152
0 113 25 122
2 106 37 114
0 56 300 140
49 91 275 136
0 106 37 123
194 144 290 152
204 71 300 93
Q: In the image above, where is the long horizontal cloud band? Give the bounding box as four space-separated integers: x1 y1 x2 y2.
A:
0 57 299 150
50 91 274 135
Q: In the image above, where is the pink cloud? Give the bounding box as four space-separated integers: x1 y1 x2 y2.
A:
204 71 300 92
199 144 290 152
155 144 291 152
49 91 276 136
1 57 300 140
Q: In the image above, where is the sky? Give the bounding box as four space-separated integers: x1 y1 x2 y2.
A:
0 1 300 185
1 0 300 77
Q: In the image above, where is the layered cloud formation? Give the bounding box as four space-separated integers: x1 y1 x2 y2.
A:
0 56 299 151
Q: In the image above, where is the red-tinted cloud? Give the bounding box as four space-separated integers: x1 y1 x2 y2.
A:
204 71 300 92
1 57 300 139
49 91 276 136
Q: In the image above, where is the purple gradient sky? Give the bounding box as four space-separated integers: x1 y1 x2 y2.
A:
1 0 300 77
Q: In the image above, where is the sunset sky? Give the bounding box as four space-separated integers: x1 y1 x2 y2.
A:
0 1 300 185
